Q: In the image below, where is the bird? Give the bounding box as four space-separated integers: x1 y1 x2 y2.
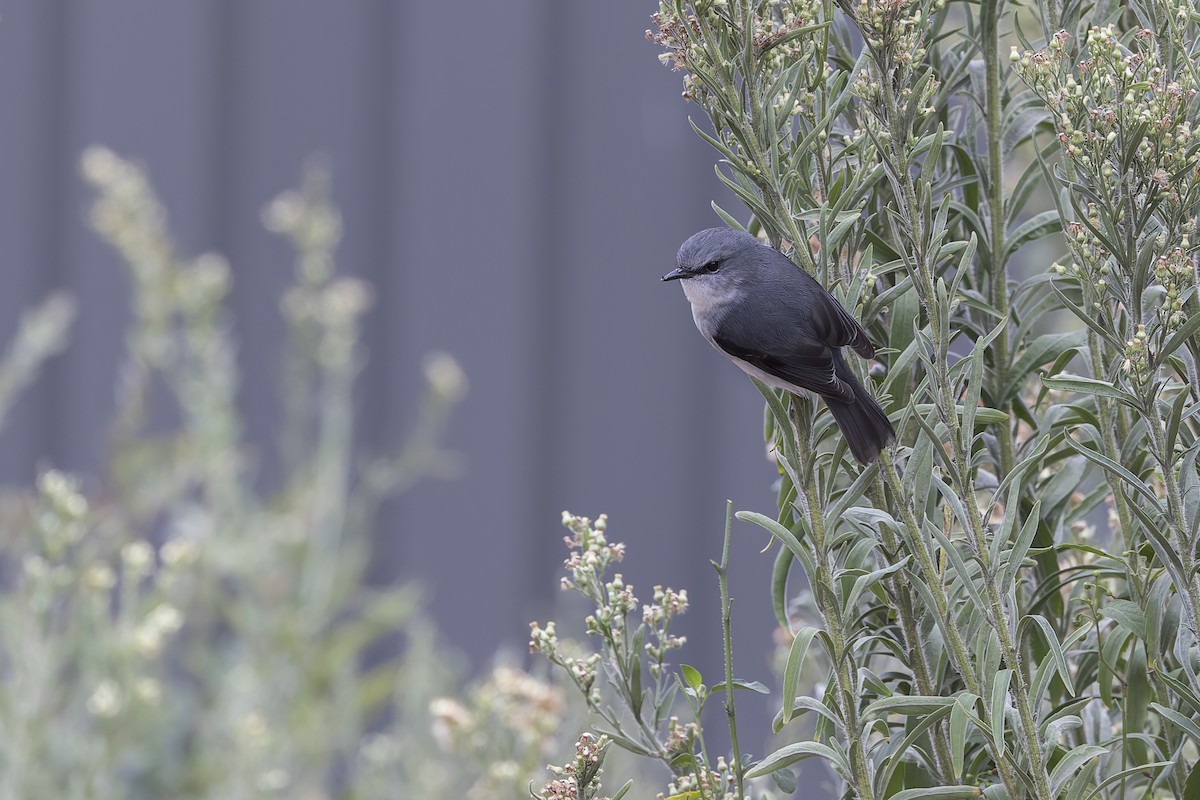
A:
662 227 895 465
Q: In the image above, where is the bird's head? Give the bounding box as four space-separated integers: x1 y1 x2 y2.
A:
661 228 759 285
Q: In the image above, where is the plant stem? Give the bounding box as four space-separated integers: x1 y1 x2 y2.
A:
982 0 1017 477
865 478 957 786
715 500 746 800
878 454 1025 798
1086 330 1146 602
789 409 876 799
1144 392 1200 643
734 0 814 264
873 40 1053 799
963 500 1052 800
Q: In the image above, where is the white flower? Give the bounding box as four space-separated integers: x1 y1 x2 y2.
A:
87 679 123 717
121 540 155 574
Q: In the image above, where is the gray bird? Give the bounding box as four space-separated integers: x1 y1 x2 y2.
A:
662 228 895 465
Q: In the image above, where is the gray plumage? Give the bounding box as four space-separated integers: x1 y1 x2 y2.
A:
662 228 894 465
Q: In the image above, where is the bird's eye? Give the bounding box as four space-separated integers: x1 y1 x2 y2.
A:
702 260 720 273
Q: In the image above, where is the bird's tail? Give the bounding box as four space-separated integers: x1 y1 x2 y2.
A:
825 352 895 465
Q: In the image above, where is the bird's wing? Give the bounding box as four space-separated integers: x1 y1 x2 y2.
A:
712 307 855 403
807 280 875 360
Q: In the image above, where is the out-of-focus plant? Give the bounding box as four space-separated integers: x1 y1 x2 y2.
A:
0 292 75 429
429 664 569 798
532 733 619 800
0 148 485 799
531 510 787 800
527 0 1200 798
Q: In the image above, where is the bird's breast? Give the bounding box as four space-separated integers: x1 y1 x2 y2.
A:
682 280 739 338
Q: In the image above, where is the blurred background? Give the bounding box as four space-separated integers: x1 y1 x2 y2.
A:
0 0 792 780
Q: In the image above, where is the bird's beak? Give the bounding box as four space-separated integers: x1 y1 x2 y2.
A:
660 267 687 282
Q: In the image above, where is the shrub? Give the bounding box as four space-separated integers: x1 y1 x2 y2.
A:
530 1 1200 798
0 150 482 798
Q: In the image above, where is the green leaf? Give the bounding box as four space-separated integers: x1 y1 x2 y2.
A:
1049 281 1123 349
771 546 793 630
1152 702 1200 746
611 780 634 800
889 788 984 800
1126 644 1152 763
773 695 845 734
1081 762 1173 800
1062 436 1163 508
1098 624 1133 708
711 201 745 231
911 403 1009 425
1002 105 1052 157
628 630 643 710
1008 140 1060 226
1158 671 1200 718
715 164 774 224
757 20 831 57
737 510 805 562
1184 758 1200 800
920 125 946 191
863 694 957 719
990 669 1012 755
962 316 1007 445
1165 386 1194 461
1003 331 1087 400
1157 300 1200 365
1002 210 1062 261
844 557 910 613
771 766 798 795
710 678 770 694
987 477 1025 569
745 741 840 779
596 726 651 757
1048 744 1105 797
781 626 820 725
999 501 1041 590
1038 455 1087 511
1040 373 1142 411
1098 599 1146 639
873 704 956 794
905 418 935 515
950 694 971 781
1022 614 1075 694
930 520 988 613
680 664 702 692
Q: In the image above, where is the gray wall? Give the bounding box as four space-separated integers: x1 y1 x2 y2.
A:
0 0 785 751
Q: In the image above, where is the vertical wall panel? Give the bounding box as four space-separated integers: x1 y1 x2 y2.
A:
43 1 224 474
539 1 781 745
0 2 68 483
382 0 550 661
0 0 790 758
208 2 386 490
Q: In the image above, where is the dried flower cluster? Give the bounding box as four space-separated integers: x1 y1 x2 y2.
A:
839 0 938 66
843 0 943 145
430 666 567 799
531 513 709 796
531 513 689 710
648 0 826 110
1017 26 1200 360
534 733 612 800
656 753 739 800
643 584 689 676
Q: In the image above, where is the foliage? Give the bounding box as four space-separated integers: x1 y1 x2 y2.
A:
0 149 579 799
530 511 759 800
530 0 1200 798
